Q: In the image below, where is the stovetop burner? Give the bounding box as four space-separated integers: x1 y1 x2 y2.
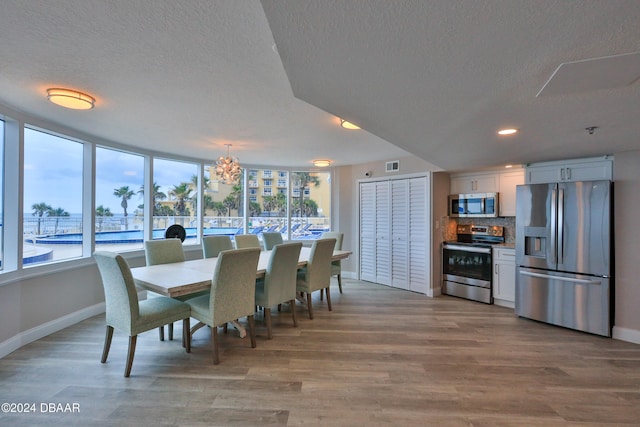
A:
455 224 505 245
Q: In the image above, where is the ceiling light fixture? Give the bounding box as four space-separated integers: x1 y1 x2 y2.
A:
213 144 242 183
313 159 331 167
46 88 95 110
497 128 518 135
340 119 360 130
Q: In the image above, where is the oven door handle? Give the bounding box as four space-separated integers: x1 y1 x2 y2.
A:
442 244 492 254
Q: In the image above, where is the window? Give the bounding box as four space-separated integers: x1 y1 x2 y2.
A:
264 179 272 187
152 158 198 242
203 167 244 237
95 147 145 251
0 120 4 270
290 171 331 239
23 128 83 265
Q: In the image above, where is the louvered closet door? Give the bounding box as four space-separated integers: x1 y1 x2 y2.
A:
390 180 409 289
359 182 377 282
407 177 428 294
374 181 391 285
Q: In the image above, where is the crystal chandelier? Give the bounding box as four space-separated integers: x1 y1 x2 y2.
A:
213 144 242 183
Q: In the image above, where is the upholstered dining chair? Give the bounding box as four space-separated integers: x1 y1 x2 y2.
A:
321 231 344 294
184 248 261 364
255 242 302 339
93 251 191 377
144 239 188 341
202 235 233 258
296 238 336 320
261 232 283 250
234 234 261 249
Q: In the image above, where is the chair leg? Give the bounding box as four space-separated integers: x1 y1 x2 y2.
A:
306 292 314 320
158 326 164 341
325 286 332 311
338 274 343 293
289 299 298 327
101 325 114 363
211 325 220 365
247 315 257 348
265 307 273 339
183 318 191 353
168 322 174 340
320 288 324 301
124 335 137 377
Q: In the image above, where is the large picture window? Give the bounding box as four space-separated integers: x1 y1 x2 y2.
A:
290 171 331 239
203 166 245 239
23 128 83 265
95 147 145 252
0 120 4 270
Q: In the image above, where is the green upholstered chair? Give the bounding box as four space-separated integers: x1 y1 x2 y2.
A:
296 238 336 320
184 248 261 364
261 232 283 250
234 234 261 249
93 251 191 377
144 239 189 341
321 231 344 293
202 235 233 258
255 242 302 339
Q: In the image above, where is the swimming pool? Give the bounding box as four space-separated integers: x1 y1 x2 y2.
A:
28 227 243 244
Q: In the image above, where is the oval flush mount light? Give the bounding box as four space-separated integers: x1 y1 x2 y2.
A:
47 88 95 110
497 128 518 135
340 119 360 130
313 159 331 167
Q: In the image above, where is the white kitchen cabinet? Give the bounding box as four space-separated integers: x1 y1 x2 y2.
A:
498 169 524 217
525 157 613 184
450 173 498 194
493 247 516 308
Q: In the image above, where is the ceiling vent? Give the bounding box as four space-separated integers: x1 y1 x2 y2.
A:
385 160 400 173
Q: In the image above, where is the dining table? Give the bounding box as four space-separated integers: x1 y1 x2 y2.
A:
131 246 352 298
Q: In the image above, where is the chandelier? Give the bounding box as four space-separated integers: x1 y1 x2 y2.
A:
213 144 242 183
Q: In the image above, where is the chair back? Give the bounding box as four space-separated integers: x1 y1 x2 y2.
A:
300 238 336 292
144 239 185 265
321 231 343 251
234 234 261 249
210 248 261 326
262 232 284 250
260 242 302 306
202 235 233 258
94 251 139 332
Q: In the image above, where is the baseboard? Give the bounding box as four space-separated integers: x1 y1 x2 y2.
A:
612 326 640 344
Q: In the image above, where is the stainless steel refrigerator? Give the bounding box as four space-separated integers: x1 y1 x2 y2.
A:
515 180 613 337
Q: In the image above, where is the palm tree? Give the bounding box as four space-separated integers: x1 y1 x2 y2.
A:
292 172 320 216
189 174 210 212
169 183 193 217
95 205 113 232
31 202 52 235
113 186 135 230
138 182 167 215
48 207 70 235
249 201 262 217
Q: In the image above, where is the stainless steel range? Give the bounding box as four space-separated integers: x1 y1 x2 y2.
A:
442 224 505 304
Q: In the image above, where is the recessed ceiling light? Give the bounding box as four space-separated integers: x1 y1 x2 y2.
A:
505 164 513 169
340 119 360 130
313 159 331 167
498 128 518 135
47 88 95 110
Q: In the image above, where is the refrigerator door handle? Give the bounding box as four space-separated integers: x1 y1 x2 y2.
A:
550 185 558 264
520 270 601 285
557 187 564 265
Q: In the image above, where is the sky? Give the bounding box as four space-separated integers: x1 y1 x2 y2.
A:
22 128 198 215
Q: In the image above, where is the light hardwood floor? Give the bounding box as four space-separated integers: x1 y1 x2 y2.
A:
1 279 639 426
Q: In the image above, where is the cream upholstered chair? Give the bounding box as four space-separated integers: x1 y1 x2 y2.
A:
144 239 188 341
202 235 233 258
321 231 344 294
296 238 336 320
184 248 261 364
255 242 302 339
93 251 191 377
234 234 261 249
261 232 283 250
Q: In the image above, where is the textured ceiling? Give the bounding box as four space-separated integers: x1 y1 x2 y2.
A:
1 1 639 172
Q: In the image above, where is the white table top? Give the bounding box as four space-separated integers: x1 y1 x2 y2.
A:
131 247 351 298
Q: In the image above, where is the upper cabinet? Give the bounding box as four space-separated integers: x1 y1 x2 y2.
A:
525 156 613 184
450 168 524 217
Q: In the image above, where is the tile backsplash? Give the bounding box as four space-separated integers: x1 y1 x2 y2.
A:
440 216 516 243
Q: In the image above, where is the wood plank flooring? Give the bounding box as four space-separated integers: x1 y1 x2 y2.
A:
1 279 639 426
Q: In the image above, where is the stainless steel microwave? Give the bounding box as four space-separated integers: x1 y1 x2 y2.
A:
448 193 499 218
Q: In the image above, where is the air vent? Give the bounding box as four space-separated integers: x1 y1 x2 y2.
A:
385 160 399 173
